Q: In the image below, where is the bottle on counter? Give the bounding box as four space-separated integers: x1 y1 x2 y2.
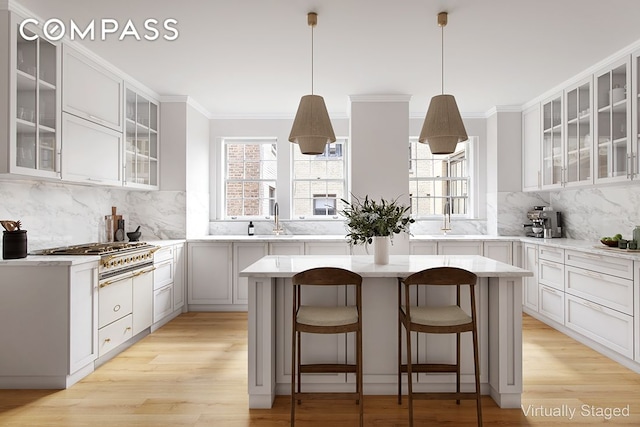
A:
248 221 255 236
633 226 640 244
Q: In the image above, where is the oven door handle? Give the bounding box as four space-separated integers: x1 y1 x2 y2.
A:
100 273 134 289
133 266 156 277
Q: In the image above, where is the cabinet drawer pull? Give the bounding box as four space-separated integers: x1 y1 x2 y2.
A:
583 270 602 280
543 286 558 295
125 327 132 331
582 300 603 312
113 304 121 312
104 338 111 343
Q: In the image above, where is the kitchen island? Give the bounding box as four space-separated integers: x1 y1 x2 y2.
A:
240 254 532 409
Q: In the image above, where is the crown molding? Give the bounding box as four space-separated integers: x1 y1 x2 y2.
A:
160 96 212 118
484 105 522 117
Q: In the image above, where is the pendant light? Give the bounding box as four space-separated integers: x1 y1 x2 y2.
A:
419 11 468 155
289 12 336 155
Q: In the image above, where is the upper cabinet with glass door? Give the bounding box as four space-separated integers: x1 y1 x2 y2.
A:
564 77 593 187
541 93 563 189
632 49 640 181
594 56 632 184
124 86 159 189
0 11 61 178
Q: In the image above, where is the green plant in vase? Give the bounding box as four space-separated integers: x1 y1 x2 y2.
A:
340 195 414 246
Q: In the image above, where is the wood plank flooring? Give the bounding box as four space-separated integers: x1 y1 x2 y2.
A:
1 312 640 426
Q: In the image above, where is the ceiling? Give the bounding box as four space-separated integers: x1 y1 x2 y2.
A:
15 0 640 118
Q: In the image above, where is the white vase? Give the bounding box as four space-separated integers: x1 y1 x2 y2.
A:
374 236 390 265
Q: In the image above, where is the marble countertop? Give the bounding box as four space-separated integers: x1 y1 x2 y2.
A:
519 237 640 260
240 254 533 278
0 254 100 266
145 239 186 247
191 234 523 243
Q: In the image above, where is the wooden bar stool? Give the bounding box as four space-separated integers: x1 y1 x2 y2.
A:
291 267 363 427
397 267 482 427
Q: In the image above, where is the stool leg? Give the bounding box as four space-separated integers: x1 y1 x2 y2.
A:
398 311 402 405
297 330 302 404
473 325 483 426
405 323 414 427
456 332 461 405
291 322 296 426
358 328 363 427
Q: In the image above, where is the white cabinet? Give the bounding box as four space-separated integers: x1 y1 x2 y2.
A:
564 77 593 186
61 112 122 186
173 243 185 311
188 242 233 306
522 104 541 191
304 241 350 255
0 261 99 388
565 293 633 359
437 241 483 255
541 93 563 189
410 241 437 255
124 85 159 189
152 243 185 323
538 284 564 325
233 242 268 305
132 267 154 335
0 11 61 179
62 44 122 131
522 243 539 311
633 49 640 179
594 56 632 184
538 258 564 291
483 241 512 264
269 242 304 256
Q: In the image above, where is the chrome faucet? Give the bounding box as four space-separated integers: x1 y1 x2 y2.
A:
273 202 284 235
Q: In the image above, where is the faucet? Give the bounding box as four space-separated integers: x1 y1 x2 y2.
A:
272 202 284 235
441 199 452 235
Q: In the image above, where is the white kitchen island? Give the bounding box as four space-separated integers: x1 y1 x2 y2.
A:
240 254 533 409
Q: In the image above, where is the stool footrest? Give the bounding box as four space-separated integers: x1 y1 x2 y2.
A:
293 391 361 401
412 391 480 401
300 363 357 374
400 363 457 373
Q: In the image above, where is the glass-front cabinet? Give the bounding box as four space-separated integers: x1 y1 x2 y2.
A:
633 49 640 180
594 57 632 184
1 12 61 178
124 86 158 188
541 93 563 189
564 78 593 186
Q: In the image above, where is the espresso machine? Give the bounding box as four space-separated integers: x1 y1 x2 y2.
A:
524 206 562 238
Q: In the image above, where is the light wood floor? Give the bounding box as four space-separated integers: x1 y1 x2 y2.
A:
1 312 640 426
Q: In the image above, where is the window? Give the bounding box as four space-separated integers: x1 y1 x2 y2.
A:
223 138 277 218
292 139 347 218
408 137 474 218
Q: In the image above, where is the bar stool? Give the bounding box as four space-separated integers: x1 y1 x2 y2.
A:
291 267 363 427
397 267 482 427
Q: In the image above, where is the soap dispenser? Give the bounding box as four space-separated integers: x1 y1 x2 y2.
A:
248 221 255 236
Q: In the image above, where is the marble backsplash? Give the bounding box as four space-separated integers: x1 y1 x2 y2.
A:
5 177 639 252
0 179 186 252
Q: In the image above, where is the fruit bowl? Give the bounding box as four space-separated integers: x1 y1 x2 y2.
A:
600 239 619 247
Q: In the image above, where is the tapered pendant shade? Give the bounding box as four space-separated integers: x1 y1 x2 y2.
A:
419 94 468 155
289 94 336 155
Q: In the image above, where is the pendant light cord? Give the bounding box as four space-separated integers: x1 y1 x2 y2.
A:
441 24 444 94
311 24 315 95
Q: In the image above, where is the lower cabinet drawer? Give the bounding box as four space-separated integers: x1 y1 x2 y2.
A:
154 260 173 290
154 284 174 323
98 314 133 357
565 294 633 358
538 259 564 291
565 266 633 315
538 284 564 324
